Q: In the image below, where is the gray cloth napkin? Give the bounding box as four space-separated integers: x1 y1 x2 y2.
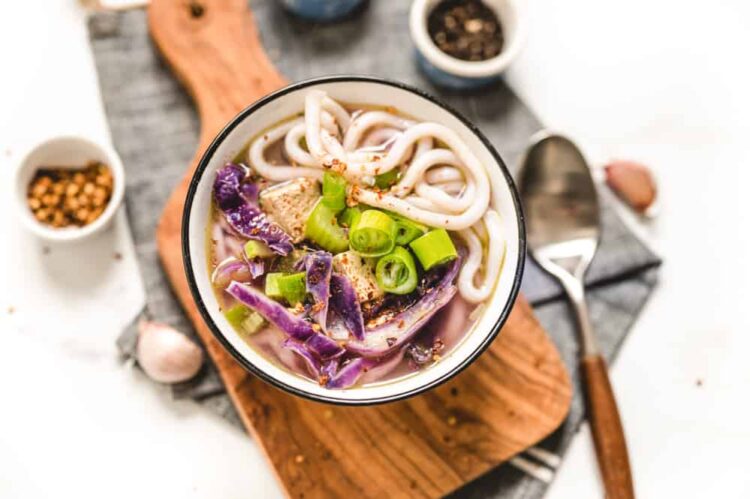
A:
88 2 661 497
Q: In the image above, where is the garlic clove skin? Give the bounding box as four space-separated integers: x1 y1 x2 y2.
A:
136 320 204 384
604 160 657 214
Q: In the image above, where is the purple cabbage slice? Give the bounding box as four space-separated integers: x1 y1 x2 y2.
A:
283 339 321 378
321 359 339 381
329 274 366 340
405 343 434 366
246 258 265 279
214 163 293 255
345 258 460 358
304 252 332 332
227 281 314 341
211 257 252 288
304 331 344 360
326 358 376 389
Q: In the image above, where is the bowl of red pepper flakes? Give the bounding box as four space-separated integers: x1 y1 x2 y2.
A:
410 0 527 90
13 135 125 242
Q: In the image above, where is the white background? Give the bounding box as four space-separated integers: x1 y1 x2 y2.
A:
1 0 749 497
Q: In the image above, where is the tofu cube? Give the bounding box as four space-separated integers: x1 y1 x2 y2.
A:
259 178 320 243
332 251 384 303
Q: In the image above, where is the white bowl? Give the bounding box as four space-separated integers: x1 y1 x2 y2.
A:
183 76 525 405
14 135 125 242
410 0 527 89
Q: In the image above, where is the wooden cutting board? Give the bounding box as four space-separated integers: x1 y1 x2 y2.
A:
149 1 572 497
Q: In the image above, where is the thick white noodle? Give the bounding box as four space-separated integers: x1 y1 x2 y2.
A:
361 127 401 148
343 111 416 150
457 210 505 303
425 165 463 184
248 118 324 181
247 90 503 301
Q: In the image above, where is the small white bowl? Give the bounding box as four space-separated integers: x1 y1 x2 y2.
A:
183 76 525 405
410 0 527 89
14 135 125 242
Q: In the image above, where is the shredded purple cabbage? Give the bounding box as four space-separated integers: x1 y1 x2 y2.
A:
214 164 293 255
304 331 344 360
406 343 434 366
211 257 252 288
304 252 332 332
227 281 314 341
345 258 460 358
283 339 321 378
246 258 265 279
326 358 375 389
321 359 339 381
329 274 365 340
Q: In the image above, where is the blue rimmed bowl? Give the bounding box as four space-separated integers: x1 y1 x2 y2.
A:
279 0 365 22
410 0 527 90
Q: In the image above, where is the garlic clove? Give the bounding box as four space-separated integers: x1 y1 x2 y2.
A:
136 320 204 384
604 160 657 214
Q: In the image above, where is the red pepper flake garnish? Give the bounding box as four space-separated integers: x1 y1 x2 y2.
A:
433 338 445 352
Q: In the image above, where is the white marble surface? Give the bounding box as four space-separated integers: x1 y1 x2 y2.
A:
1 1 748 497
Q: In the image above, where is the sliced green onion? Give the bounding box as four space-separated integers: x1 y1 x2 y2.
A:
348 210 397 257
240 311 266 335
224 304 249 329
304 200 349 253
244 240 273 259
225 305 267 336
322 172 347 213
387 212 429 245
275 249 308 273
409 229 458 270
264 272 307 304
338 206 362 228
374 168 400 189
264 272 284 299
277 272 307 305
376 247 418 294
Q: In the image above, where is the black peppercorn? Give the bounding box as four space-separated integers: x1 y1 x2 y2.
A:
428 0 504 62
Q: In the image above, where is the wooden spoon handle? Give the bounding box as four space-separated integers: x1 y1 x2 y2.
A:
581 355 635 499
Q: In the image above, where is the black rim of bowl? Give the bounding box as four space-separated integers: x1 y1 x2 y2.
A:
182 75 526 406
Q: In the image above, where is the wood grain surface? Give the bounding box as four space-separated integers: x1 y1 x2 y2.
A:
582 355 635 499
149 0 572 497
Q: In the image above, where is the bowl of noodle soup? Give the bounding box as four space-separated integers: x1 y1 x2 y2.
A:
183 76 525 405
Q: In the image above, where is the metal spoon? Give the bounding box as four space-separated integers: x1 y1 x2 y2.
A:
519 132 635 498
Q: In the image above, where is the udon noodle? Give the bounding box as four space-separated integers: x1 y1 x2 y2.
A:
248 90 504 303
